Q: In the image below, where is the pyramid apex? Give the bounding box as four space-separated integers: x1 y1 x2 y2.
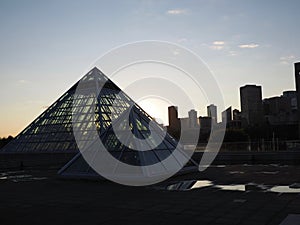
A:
89 66 101 74
92 66 100 71
88 67 109 79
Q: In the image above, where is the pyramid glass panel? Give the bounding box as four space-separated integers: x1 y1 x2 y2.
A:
1 67 197 178
58 68 197 179
2 68 118 153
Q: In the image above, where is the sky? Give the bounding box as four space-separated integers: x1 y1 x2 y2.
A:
1 0 300 137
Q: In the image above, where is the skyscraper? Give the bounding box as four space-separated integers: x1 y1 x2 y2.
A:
207 104 217 124
294 62 300 138
222 106 232 124
199 116 212 134
168 106 179 129
240 85 263 127
263 91 298 126
188 109 198 128
168 106 180 138
233 109 241 121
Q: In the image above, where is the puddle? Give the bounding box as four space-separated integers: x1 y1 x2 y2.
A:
215 183 300 193
269 186 300 193
0 171 47 182
0 174 32 180
0 171 25 176
12 177 48 183
158 180 300 194
215 184 246 191
243 164 252 167
214 183 268 192
199 165 227 170
9 175 32 179
165 180 213 191
163 181 269 192
233 199 247 203
255 171 279 175
242 164 288 168
269 164 280 167
229 171 245 174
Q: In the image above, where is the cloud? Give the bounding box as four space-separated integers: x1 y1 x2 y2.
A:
213 41 225 45
280 55 295 61
16 79 31 86
177 38 188 43
210 45 224 50
238 44 259 49
228 51 238 56
209 41 225 50
18 80 29 84
280 61 289 65
280 55 296 65
166 9 187 15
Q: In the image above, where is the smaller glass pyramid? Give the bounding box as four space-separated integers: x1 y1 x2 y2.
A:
58 67 197 179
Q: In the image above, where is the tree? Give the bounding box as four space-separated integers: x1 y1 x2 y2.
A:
0 136 13 149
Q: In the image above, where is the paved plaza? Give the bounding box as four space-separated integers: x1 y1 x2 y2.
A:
1 164 300 225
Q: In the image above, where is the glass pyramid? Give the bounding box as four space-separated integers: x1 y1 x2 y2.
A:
2 85 76 153
2 67 196 178
2 68 121 152
58 68 197 179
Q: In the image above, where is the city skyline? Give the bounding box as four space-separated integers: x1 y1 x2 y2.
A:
1 61 299 137
1 0 300 137
164 74 298 127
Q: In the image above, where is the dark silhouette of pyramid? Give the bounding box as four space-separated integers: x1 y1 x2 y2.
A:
2 68 122 153
2 67 196 177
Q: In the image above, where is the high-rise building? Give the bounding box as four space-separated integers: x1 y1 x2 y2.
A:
199 116 212 133
295 62 300 138
168 106 180 131
263 91 298 125
222 106 232 124
240 85 263 127
207 104 217 124
188 109 198 128
180 117 190 130
233 109 241 121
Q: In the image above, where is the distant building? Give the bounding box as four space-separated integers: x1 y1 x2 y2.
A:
167 106 180 138
226 109 242 129
227 120 242 129
295 62 300 138
263 91 298 125
188 109 199 128
168 106 180 129
233 109 241 121
240 85 263 127
180 117 190 130
207 104 217 124
222 106 232 124
199 116 212 134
